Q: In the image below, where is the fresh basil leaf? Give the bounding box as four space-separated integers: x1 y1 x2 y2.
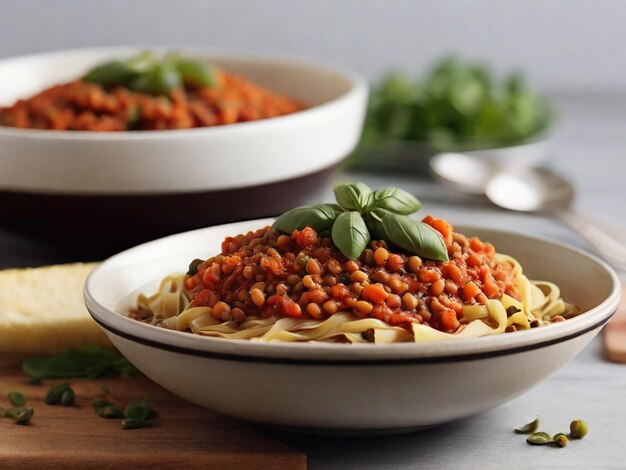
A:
380 213 448 261
83 61 136 87
331 211 370 260
177 58 216 88
127 63 181 96
273 204 341 235
126 50 158 74
333 183 373 213
363 209 389 241
372 187 422 215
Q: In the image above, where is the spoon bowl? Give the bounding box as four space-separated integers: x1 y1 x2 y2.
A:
485 167 575 212
431 152 626 272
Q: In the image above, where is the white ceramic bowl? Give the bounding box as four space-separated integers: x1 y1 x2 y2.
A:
84 219 620 433
0 47 367 253
0 46 367 194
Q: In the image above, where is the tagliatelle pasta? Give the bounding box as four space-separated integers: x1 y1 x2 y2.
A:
131 217 577 344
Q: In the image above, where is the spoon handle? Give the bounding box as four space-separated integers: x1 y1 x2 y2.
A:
557 210 626 272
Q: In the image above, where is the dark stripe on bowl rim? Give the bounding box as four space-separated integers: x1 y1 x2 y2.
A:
90 310 614 366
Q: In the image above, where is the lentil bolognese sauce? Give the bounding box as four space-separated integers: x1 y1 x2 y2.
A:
0 52 303 131
131 184 577 343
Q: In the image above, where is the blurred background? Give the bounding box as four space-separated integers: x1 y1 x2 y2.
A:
0 0 624 264
0 0 624 92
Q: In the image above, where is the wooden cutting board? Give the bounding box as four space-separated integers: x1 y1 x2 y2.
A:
603 285 626 363
0 361 306 469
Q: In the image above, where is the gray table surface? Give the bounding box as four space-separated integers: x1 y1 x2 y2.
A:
1 92 625 469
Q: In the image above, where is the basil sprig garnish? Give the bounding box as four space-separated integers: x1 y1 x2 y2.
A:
83 50 216 96
273 183 448 261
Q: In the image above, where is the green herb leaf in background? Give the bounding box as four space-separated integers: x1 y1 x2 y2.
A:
331 211 370 260
177 58 216 88
83 61 136 87
273 204 341 235
128 63 181 96
126 50 158 74
333 183 373 213
83 50 216 97
23 344 137 381
360 56 553 153
380 212 448 261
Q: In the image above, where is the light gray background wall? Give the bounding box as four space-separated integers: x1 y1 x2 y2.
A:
0 0 623 93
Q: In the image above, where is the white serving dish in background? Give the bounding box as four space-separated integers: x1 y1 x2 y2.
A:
0 48 367 254
0 47 367 194
84 219 620 433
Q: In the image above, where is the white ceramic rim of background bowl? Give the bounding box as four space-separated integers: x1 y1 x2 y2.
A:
84 218 621 364
0 47 368 194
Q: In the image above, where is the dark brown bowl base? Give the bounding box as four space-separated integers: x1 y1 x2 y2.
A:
0 166 336 261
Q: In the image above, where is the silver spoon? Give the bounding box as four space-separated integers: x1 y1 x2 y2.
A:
430 153 626 271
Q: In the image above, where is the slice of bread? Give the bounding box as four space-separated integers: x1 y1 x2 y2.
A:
0 263 111 356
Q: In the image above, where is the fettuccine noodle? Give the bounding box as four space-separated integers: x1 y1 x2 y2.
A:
134 251 576 344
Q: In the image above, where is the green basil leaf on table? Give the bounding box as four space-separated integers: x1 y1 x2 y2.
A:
331 211 370 260
23 344 137 380
380 213 448 261
372 187 421 215
333 183 373 213
273 204 341 235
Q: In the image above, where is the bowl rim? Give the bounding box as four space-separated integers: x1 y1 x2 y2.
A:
84 218 621 365
0 45 368 141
